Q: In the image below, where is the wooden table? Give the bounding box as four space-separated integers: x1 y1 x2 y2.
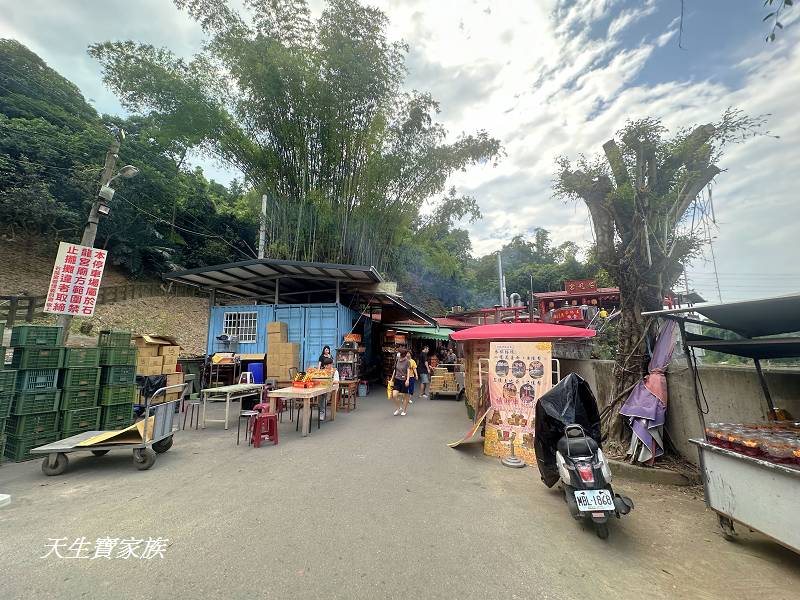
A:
267 384 335 437
201 383 265 430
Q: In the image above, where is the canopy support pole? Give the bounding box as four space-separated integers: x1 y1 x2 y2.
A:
336 280 340 304
677 318 707 440
752 358 776 418
274 277 280 305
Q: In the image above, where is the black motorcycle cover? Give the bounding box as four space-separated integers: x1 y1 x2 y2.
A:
534 373 602 487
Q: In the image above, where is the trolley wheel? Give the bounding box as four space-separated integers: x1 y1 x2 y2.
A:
152 436 173 454
132 448 157 471
594 522 610 540
718 514 737 540
41 453 69 476
91 450 110 456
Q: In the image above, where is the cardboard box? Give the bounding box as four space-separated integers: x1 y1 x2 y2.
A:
165 372 184 387
136 356 164 376
134 335 180 360
161 362 178 374
267 321 287 334
158 345 181 361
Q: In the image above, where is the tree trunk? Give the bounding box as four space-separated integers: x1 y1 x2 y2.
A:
603 260 663 451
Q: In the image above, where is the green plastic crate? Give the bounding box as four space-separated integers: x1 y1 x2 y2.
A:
59 368 101 390
99 385 137 406
5 411 59 436
16 368 58 391
99 346 137 366
0 391 12 418
98 330 132 347
100 365 136 386
10 325 63 347
0 370 15 394
60 387 99 410
11 347 64 369
12 389 61 414
59 407 100 432
100 403 134 428
63 347 100 368
3 431 59 462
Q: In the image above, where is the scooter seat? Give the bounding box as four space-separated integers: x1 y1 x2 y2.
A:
557 435 598 458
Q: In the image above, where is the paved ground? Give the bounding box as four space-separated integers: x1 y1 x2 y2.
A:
1 391 798 599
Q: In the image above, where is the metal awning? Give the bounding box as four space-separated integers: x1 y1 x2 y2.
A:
684 333 800 359
643 293 800 337
164 257 438 326
388 325 455 341
372 294 438 327
164 258 383 299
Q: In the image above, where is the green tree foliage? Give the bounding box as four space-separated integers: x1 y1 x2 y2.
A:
0 39 256 276
88 0 502 270
555 113 765 445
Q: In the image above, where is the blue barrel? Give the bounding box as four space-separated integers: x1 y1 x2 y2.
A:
358 381 368 397
247 363 264 384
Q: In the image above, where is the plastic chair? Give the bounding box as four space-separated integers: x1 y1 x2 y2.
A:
237 410 259 445
183 394 201 430
250 402 278 447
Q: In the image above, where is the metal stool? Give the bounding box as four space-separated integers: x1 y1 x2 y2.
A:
183 395 200 430
237 410 259 445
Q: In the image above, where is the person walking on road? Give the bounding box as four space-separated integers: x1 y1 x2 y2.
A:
391 352 411 416
405 350 418 404
418 345 431 399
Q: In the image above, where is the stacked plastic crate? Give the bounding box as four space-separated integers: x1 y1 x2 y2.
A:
98 330 137 430
4 325 63 462
59 346 102 437
0 323 12 461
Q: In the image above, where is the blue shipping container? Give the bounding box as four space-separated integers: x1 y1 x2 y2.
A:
207 302 365 369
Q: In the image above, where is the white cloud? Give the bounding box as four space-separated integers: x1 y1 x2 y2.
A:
2 0 798 300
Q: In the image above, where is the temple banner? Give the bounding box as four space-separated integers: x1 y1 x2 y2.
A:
483 341 553 464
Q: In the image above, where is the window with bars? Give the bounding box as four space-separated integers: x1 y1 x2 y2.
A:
222 311 258 343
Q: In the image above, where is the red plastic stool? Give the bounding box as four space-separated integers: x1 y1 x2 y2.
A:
250 405 278 448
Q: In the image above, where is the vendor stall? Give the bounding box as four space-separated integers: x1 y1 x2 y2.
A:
644 293 800 554
450 323 596 464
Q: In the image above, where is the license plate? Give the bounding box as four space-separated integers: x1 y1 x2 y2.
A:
574 489 614 512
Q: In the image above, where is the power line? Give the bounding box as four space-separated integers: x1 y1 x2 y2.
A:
116 193 255 260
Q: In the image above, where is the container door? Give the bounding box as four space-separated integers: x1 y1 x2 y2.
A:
303 305 339 370
273 305 306 353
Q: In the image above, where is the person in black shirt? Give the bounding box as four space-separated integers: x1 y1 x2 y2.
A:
317 345 334 369
418 345 431 399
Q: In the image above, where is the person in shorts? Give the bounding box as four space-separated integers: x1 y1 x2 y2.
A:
405 350 417 403
417 345 431 398
391 353 411 416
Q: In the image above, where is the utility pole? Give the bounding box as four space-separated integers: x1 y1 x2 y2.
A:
56 137 121 342
258 193 267 259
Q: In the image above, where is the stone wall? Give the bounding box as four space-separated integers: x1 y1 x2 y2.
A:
558 358 800 465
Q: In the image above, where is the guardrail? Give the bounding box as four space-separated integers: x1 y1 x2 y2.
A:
1 282 205 328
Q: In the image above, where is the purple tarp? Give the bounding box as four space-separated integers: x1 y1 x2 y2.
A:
620 319 677 465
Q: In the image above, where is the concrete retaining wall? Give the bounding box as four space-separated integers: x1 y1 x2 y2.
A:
558 358 800 465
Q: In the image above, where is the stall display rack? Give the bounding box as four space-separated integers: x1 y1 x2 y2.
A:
644 294 800 554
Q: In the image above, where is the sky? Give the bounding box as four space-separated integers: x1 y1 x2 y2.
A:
1 0 799 302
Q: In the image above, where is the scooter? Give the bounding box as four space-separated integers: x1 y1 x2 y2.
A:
555 424 634 539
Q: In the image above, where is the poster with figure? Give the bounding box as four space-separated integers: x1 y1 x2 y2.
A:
483 341 553 464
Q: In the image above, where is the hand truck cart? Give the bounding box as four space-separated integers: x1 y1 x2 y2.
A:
31 384 188 476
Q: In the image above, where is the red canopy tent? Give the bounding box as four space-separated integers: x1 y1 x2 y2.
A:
450 322 596 341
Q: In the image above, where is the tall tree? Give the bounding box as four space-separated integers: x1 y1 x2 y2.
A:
555 111 764 446
89 0 501 270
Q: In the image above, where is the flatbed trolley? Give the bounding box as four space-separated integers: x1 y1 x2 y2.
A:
31 384 188 476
